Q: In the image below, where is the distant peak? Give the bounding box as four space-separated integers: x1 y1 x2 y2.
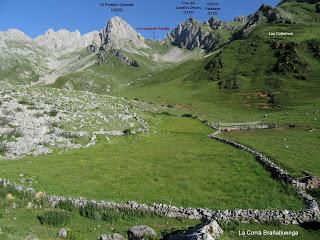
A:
46 28 54 34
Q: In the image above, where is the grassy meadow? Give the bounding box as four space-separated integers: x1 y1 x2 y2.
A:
0 114 304 210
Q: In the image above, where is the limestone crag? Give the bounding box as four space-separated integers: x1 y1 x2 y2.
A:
165 18 229 52
100 16 148 53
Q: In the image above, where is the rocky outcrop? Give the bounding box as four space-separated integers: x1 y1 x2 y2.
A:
100 16 148 52
164 221 223 240
127 225 157 240
207 17 236 31
165 18 222 52
237 4 295 38
97 49 139 67
166 17 240 52
233 15 250 23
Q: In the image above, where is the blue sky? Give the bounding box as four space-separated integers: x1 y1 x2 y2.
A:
0 0 279 39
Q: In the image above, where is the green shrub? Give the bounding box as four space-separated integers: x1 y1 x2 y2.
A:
38 210 71 227
123 128 132 135
0 142 6 155
18 99 34 106
66 231 86 240
79 203 156 223
49 109 58 117
181 113 194 118
57 200 77 212
79 203 102 220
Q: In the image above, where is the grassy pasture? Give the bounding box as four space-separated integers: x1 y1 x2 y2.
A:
0 114 304 210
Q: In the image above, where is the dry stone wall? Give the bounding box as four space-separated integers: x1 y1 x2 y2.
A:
0 178 318 225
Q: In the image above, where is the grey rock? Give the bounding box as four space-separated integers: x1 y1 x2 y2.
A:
128 225 157 240
165 221 223 240
58 228 68 238
100 233 125 240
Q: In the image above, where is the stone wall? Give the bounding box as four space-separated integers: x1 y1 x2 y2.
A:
211 122 277 131
208 134 319 215
0 178 319 225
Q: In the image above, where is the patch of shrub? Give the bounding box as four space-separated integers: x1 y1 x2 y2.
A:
181 113 194 118
66 231 86 240
217 220 240 231
57 200 77 212
123 128 132 135
160 111 173 116
38 210 71 227
79 203 102 220
0 117 9 126
268 219 282 226
0 142 7 155
18 99 34 106
49 109 58 117
79 203 156 223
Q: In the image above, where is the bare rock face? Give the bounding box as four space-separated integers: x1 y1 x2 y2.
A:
164 221 223 240
35 29 100 55
100 16 148 51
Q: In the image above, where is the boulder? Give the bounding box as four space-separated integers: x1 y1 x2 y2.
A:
57 228 68 238
35 191 46 200
164 221 223 240
128 225 157 240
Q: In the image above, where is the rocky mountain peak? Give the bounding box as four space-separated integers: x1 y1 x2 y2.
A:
100 16 147 51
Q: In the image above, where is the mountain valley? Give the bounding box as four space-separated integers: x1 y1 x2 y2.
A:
0 0 320 239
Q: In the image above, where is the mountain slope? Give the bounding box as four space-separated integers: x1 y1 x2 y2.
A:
116 0 320 125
